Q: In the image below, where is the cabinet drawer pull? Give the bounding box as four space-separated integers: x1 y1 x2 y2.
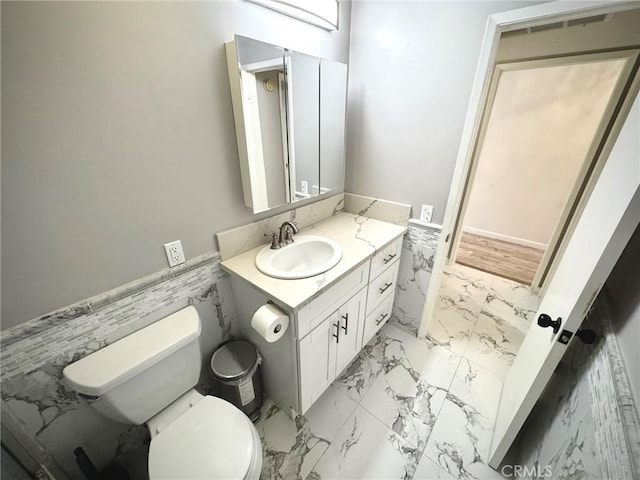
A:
333 322 340 343
376 313 388 326
382 253 397 264
341 313 349 334
379 282 393 294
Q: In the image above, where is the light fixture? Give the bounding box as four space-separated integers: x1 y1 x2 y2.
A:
246 0 339 31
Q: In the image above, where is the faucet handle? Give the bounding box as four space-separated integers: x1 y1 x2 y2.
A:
264 232 281 249
284 229 295 244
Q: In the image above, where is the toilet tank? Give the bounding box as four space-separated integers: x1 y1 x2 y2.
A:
63 306 202 425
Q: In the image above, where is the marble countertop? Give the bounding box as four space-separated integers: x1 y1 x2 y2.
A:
220 212 406 311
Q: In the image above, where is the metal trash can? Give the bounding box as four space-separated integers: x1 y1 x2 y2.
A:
210 340 263 422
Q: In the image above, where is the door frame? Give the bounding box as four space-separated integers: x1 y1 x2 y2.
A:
418 0 640 339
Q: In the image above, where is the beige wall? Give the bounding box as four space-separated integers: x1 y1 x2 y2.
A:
463 59 625 247
1 1 351 327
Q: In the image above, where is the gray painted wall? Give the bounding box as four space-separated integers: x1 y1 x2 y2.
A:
255 70 287 207
345 1 541 224
1 1 351 327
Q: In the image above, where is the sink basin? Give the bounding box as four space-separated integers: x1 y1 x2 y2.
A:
255 235 343 279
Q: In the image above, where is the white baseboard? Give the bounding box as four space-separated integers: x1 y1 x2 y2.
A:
463 227 547 251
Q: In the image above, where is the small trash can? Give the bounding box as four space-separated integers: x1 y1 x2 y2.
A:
210 340 263 422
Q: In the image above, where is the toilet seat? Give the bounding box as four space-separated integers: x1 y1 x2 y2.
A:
148 395 261 480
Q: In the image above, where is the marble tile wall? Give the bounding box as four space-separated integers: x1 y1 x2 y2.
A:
216 194 345 260
0 253 239 480
390 220 441 336
514 293 639 479
343 193 411 226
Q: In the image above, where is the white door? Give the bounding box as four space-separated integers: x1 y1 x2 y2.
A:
299 311 338 413
489 95 640 466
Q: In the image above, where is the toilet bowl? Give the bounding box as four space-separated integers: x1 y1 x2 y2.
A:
63 306 262 479
148 393 262 480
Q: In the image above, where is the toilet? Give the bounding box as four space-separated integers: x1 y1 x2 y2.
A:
62 306 262 480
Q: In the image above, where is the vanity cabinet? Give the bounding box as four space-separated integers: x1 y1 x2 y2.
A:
223 214 406 419
297 237 402 413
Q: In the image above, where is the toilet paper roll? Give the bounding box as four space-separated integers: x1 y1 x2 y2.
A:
251 303 289 343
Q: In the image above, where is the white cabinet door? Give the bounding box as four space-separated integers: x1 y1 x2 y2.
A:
335 292 364 375
299 310 339 413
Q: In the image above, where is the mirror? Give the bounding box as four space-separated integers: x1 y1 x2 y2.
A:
226 35 347 213
320 58 348 195
287 51 320 202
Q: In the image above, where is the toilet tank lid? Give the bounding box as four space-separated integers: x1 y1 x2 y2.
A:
63 306 201 396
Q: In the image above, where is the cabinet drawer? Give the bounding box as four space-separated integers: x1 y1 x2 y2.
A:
369 236 403 279
363 294 394 345
366 261 400 316
297 262 370 339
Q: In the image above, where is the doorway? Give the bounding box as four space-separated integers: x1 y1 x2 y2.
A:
427 45 639 370
455 52 633 287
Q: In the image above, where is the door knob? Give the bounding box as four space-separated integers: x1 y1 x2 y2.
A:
576 328 596 344
537 314 561 334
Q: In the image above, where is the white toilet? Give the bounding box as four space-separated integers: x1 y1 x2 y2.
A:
63 306 262 480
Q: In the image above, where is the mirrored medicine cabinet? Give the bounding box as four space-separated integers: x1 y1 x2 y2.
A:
225 35 348 214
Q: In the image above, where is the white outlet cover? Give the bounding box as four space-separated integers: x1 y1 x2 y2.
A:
164 240 186 267
420 204 434 223
301 180 309 195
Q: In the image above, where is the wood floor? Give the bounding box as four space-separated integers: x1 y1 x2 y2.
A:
455 232 544 285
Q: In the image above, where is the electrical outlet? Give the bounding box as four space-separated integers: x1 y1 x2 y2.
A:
164 240 185 267
420 204 434 223
300 180 308 195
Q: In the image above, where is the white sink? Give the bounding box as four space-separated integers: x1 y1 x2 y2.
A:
255 235 343 279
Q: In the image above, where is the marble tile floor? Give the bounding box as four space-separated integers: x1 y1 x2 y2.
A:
255 264 541 480
428 264 540 377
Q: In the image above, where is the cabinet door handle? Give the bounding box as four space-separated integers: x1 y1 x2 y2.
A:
333 322 340 343
383 253 397 264
341 313 349 334
379 282 393 294
376 313 388 325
